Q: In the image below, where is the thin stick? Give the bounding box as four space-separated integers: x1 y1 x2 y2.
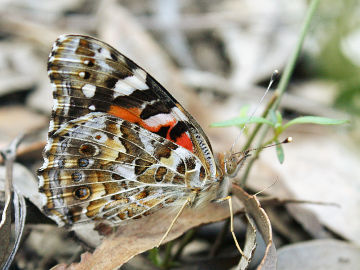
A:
157 198 190 247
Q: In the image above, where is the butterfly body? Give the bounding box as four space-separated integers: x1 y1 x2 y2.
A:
38 35 242 227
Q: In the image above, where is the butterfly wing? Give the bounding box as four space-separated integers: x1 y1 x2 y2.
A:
39 112 208 226
47 35 216 177
39 35 217 226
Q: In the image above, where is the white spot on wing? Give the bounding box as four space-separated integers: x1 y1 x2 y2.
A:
139 133 156 154
144 113 175 127
89 105 95 111
171 107 188 122
52 98 58 111
57 34 68 43
93 131 108 143
62 83 71 116
49 120 55 132
113 71 149 98
50 82 57 91
96 48 111 59
82 84 96 98
114 164 136 181
113 79 135 96
133 68 147 80
40 156 49 169
126 70 148 90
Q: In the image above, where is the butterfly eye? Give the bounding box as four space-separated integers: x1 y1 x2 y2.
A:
225 152 250 177
225 156 237 175
73 186 91 200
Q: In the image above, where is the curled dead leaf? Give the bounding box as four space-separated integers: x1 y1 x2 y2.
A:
236 214 257 270
0 167 12 269
233 184 277 270
0 136 27 270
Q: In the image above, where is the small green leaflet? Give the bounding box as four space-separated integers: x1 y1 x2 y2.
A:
283 116 349 129
275 141 285 164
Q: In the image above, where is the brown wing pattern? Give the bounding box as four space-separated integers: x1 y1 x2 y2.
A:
38 113 208 225
47 35 216 177
39 35 220 226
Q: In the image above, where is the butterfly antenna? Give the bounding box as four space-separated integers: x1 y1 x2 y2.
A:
231 137 292 157
230 70 279 154
247 137 292 153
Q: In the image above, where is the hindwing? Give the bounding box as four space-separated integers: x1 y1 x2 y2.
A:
39 113 208 225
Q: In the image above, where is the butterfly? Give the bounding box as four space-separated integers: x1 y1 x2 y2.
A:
38 35 249 247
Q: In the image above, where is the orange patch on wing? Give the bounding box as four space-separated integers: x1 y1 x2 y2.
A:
108 105 142 123
108 105 194 152
109 105 171 133
170 132 193 152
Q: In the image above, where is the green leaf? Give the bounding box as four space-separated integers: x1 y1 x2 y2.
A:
148 247 161 266
283 116 349 129
211 116 274 127
276 142 285 164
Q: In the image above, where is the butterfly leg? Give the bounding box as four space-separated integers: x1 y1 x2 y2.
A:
217 196 248 260
157 197 191 248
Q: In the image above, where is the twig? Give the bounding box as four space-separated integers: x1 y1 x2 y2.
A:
240 0 321 185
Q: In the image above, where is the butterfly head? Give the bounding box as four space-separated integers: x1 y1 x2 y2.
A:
223 150 251 178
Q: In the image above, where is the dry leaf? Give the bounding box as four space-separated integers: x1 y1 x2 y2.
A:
0 136 26 270
0 106 47 146
236 214 257 270
233 184 277 270
277 239 360 270
256 130 360 245
0 166 12 269
51 199 244 269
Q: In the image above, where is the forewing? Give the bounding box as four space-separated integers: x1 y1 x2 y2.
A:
38 113 207 226
47 35 216 177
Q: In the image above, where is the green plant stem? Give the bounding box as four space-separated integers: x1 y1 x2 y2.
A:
273 0 320 109
173 229 195 260
240 0 320 186
161 241 174 269
148 248 160 266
